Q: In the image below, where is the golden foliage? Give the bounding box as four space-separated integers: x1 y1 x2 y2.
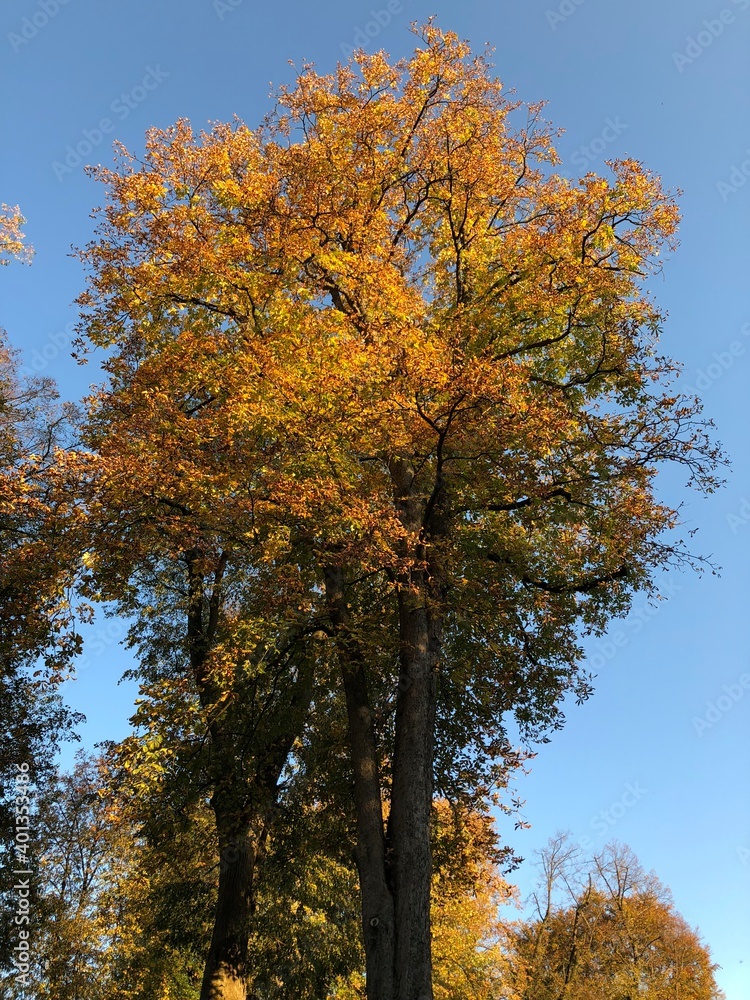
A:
0 204 32 264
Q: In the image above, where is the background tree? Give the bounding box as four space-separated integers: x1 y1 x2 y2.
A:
504 835 725 1000
33 756 121 1000
4 755 125 1000
0 682 82 989
4 753 206 1000
0 207 84 989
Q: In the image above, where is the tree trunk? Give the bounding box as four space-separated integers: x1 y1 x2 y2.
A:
324 565 396 1000
200 800 256 1000
324 459 445 1000
388 589 439 1000
186 547 315 999
387 458 445 1000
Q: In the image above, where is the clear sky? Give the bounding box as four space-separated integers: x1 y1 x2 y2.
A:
1 0 748 995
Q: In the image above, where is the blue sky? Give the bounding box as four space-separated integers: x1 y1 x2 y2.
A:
1 0 748 994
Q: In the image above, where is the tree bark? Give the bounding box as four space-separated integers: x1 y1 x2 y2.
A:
323 455 446 1000
388 456 444 1000
324 564 396 1000
200 798 257 1000
388 588 439 1000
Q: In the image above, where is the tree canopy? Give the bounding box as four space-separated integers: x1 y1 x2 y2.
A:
1 21 725 1000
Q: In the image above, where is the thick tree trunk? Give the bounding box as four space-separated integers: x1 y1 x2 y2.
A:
324 565 396 1000
200 801 256 1000
388 592 439 1000
324 459 445 1000
387 458 445 1000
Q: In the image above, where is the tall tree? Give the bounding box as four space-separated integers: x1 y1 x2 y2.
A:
74 23 722 998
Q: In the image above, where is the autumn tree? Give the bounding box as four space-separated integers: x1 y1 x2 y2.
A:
32 756 122 1000
0 202 87 687
75 527 326 1000
2 754 134 999
504 835 725 1000
28 748 520 1000
429 799 516 1000
0 208 84 987
0 682 82 989
4 752 206 1000
74 22 721 999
